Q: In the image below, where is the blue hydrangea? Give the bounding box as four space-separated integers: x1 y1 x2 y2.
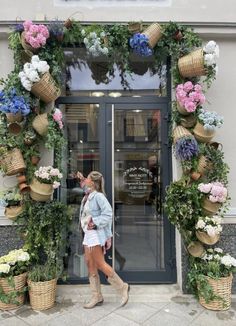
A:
198 108 223 130
129 33 153 57
175 136 199 161
0 88 30 116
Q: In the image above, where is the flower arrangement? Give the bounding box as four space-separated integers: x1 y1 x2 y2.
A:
82 29 109 57
0 248 30 276
52 108 63 129
0 189 22 207
198 182 228 203
203 40 219 72
22 20 49 49
129 33 153 57
19 55 49 91
176 82 206 113
175 136 199 160
197 108 223 131
34 166 63 189
0 88 30 116
196 216 222 237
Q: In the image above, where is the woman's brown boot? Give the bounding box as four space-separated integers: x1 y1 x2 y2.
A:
83 274 104 309
108 272 130 306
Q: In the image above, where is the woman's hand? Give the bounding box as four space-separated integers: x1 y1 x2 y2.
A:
76 171 85 181
87 216 96 230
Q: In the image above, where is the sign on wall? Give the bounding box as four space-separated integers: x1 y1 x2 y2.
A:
55 0 172 7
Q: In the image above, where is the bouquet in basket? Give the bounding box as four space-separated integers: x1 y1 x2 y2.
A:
198 182 227 203
196 216 222 237
129 33 153 57
197 108 223 131
203 41 219 73
0 88 30 116
0 248 30 277
0 189 22 207
19 55 49 91
22 20 49 49
34 166 63 189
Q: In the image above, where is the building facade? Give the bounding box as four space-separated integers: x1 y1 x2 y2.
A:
0 0 236 292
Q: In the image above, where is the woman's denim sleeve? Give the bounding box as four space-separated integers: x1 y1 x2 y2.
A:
91 193 112 229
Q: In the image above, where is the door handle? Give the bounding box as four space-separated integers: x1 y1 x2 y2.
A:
115 231 120 237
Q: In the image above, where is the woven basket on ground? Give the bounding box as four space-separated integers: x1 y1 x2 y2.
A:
6 112 23 123
202 198 221 216
193 121 215 143
143 23 162 48
176 102 191 116
178 48 206 78
172 125 192 144
196 230 220 245
30 178 53 202
180 114 197 129
28 278 57 311
1 148 26 176
199 274 233 311
187 241 205 258
0 272 27 310
31 72 61 103
20 32 39 54
5 205 24 220
32 113 49 136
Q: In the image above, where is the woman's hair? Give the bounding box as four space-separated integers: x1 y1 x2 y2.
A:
88 171 106 194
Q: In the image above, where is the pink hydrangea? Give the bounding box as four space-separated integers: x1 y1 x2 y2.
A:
52 108 63 129
176 82 206 113
23 20 49 49
198 182 227 203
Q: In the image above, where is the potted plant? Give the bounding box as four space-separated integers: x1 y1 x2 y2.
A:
48 19 65 42
198 181 228 215
0 248 30 310
28 262 59 311
0 189 24 220
175 81 206 115
193 108 223 143
20 20 49 53
30 166 63 201
19 55 61 103
195 215 222 245
187 248 236 310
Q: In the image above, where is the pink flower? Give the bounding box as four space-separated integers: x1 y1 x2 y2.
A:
23 21 49 48
184 100 196 112
23 20 32 31
53 181 61 189
183 81 193 92
198 183 212 193
194 84 202 92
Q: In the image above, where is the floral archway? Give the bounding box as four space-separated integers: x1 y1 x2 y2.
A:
0 19 235 311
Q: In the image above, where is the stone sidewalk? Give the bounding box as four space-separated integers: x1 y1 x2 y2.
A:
0 285 235 326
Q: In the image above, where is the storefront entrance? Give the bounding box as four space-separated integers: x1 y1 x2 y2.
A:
58 96 176 284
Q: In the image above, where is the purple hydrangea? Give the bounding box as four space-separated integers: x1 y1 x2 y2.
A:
129 33 153 57
175 136 199 161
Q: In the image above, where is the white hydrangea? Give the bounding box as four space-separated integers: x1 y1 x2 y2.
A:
205 225 216 237
214 248 223 253
17 251 30 262
0 263 10 274
221 255 235 267
196 220 206 229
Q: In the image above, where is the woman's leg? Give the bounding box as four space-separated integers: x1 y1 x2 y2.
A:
83 246 103 309
91 246 130 306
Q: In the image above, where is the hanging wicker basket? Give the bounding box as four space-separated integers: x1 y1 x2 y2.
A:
32 113 49 136
197 155 209 175
30 178 53 202
28 278 57 311
178 48 206 78
128 22 143 34
0 272 27 310
5 205 24 220
193 121 215 143
199 274 233 311
1 148 26 176
176 102 191 116
6 112 23 123
180 114 197 129
202 198 221 216
20 32 39 54
187 241 205 258
173 125 192 144
31 72 61 104
196 230 220 245
142 23 162 48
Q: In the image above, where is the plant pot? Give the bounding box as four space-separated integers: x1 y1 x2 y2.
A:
17 174 27 184
178 48 206 78
20 32 39 54
1 148 26 176
32 113 49 136
28 278 57 311
19 183 30 194
0 272 27 310
30 178 53 202
31 156 40 165
31 72 61 104
176 102 191 116
196 230 220 245
128 22 143 33
187 241 205 258
180 114 197 129
142 23 162 48
202 198 221 216
191 171 201 181
6 112 23 123
193 121 215 143
172 125 192 144
4 205 24 220
199 274 233 311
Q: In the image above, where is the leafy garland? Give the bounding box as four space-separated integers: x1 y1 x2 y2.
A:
0 19 230 306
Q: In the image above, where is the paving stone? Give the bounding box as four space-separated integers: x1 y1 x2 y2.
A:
191 308 236 326
91 312 140 326
0 310 12 320
143 310 189 326
0 316 30 326
114 302 157 324
161 300 204 322
43 312 83 326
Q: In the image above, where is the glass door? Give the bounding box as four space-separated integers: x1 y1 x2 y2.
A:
109 103 176 283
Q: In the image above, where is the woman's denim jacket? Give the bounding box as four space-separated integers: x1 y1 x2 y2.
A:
79 191 112 246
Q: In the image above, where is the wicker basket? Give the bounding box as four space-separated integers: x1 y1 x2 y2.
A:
128 22 143 33
172 125 192 144
6 113 23 123
28 278 57 311
32 113 49 136
30 178 53 202
143 23 162 48
31 72 61 104
197 155 209 175
193 121 215 143
180 114 197 129
187 241 205 258
20 32 38 54
176 102 191 116
202 198 221 216
178 48 206 78
5 205 24 220
196 230 220 245
199 274 233 310
0 272 27 310
1 148 26 176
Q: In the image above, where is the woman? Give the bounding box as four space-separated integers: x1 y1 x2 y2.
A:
76 170 130 309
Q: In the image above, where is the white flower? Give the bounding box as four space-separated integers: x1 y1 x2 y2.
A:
203 40 217 54
221 255 234 267
17 252 30 262
31 55 40 63
196 220 206 229
81 29 86 36
214 248 223 253
204 53 216 66
212 216 222 224
37 61 49 74
27 70 40 83
205 225 216 237
53 181 61 189
214 254 221 260
0 263 10 274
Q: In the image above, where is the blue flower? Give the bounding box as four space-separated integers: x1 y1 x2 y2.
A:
0 87 30 116
129 33 153 57
175 136 199 161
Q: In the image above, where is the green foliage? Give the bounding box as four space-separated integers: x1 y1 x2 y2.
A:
28 262 59 282
0 276 27 305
